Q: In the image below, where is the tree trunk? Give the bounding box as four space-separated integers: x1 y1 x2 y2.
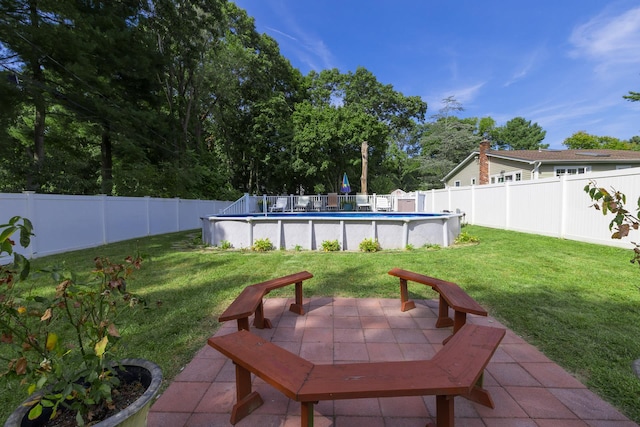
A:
101 124 113 195
26 0 46 191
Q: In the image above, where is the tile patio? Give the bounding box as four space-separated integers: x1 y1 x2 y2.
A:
148 297 638 427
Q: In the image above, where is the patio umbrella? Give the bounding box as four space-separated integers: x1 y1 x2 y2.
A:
340 173 351 194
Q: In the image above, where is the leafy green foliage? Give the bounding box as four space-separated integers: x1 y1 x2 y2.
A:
584 181 640 266
563 131 633 150
251 238 274 252
491 116 548 150
454 231 480 244
0 218 149 424
359 238 381 252
320 240 340 252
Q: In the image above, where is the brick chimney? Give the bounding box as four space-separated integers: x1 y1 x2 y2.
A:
479 140 490 185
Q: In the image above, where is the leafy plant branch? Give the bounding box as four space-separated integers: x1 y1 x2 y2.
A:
584 180 640 266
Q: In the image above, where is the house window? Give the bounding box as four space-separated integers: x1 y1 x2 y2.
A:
471 178 476 185
491 170 523 184
555 166 591 176
454 180 461 187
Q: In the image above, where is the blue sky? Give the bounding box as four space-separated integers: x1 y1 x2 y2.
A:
232 0 640 149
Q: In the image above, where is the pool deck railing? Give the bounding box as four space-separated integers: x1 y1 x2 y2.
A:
221 193 428 215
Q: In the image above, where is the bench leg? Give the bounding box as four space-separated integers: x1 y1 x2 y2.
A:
230 363 264 424
399 278 416 311
435 295 454 328
289 281 305 315
463 373 495 408
236 317 250 331
300 401 315 427
253 300 273 329
425 395 454 427
442 311 467 345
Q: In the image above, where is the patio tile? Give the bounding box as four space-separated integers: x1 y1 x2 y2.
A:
333 315 362 328
379 395 429 417
549 388 631 421
364 328 396 343
335 416 385 427
334 397 380 416
386 315 420 328
334 342 369 361
334 327 365 343
500 343 552 363
486 362 541 387
360 315 390 329
173 357 225 383
193 381 236 413
520 362 586 388
505 386 578 419
302 327 333 342
366 342 404 361
392 327 430 343
152 381 210 412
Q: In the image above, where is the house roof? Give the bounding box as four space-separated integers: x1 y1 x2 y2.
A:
487 149 640 163
442 148 640 182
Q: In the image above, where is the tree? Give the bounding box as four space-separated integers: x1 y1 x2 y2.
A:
417 97 481 189
491 117 548 150
291 68 426 194
563 131 631 150
624 91 640 102
0 0 57 190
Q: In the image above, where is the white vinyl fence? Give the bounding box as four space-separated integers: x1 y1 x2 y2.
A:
1 193 232 261
422 167 640 250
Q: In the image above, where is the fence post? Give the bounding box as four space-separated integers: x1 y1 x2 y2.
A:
471 185 476 225
99 194 107 245
175 197 180 231
560 175 568 239
145 196 151 236
505 182 511 230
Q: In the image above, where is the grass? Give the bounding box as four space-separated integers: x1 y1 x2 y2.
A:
2 225 640 423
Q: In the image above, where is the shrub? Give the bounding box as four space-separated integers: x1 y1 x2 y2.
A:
321 240 340 252
359 238 381 252
219 240 232 250
455 231 480 244
0 216 150 424
251 238 274 252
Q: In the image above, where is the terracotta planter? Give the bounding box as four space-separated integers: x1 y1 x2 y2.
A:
4 359 162 427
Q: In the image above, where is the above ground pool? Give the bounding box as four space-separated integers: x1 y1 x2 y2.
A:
201 211 463 251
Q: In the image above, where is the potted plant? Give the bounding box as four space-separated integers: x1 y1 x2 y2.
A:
1 217 162 427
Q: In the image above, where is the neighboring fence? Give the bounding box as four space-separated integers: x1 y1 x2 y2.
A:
1 193 232 260
421 167 640 250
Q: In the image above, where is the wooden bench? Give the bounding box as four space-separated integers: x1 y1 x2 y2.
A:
218 271 313 331
388 268 488 343
208 323 505 427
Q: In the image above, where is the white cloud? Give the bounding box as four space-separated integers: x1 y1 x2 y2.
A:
445 82 486 106
504 48 545 87
569 6 640 72
265 3 336 72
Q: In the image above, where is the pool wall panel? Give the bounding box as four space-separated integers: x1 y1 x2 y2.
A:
203 213 462 251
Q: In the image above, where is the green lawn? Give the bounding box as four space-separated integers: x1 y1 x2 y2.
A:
2 225 640 423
